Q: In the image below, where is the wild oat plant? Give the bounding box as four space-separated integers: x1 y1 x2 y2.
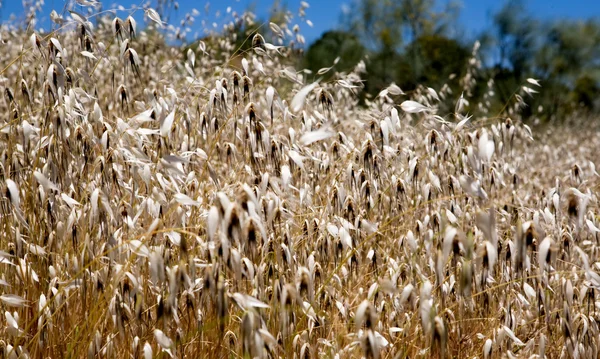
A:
0 3 599 359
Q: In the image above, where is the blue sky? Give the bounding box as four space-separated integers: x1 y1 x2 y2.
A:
1 0 599 45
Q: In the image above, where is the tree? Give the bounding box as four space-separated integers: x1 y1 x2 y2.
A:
536 20 600 82
363 48 403 97
491 0 539 79
343 0 460 51
304 31 366 79
399 34 469 90
572 75 599 111
399 0 461 41
343 0 404 52
340 0 463 99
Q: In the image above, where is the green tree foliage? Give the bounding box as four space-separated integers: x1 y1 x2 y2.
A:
324 0 464 99
344 0 405 52
572 75 599 111
304 0 599 118
536 20 600 82
343 0 460 51
303 31 365 79
362 47 402 97
491 0 538 78
487 1 600 118
475 0 538 116
398 0 460 40
399 34 469 90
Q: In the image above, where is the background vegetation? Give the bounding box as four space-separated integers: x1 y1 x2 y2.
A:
297 0 600 121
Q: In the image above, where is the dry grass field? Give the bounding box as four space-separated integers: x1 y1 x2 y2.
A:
0 4 599 359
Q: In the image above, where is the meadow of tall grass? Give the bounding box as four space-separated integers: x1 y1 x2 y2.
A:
0 2 599 358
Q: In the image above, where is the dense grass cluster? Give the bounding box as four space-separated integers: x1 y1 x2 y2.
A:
0 4 599 359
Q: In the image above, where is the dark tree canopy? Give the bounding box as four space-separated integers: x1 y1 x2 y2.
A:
400 34 469 89
301 0 600 118
303 30 366 79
